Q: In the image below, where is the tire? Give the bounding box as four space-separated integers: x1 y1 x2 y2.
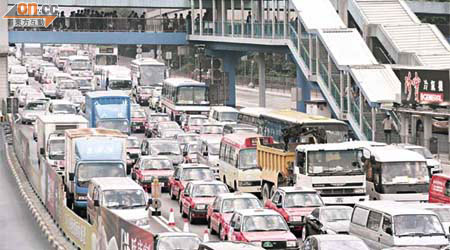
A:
219 225 224 240
234 181 238 192
170 186 176 200
262 182 272 203
188 209 195 224
180 203 186 218
302 225 308 242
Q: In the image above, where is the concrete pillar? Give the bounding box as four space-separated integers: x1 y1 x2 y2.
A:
359 90 363 132
0 0 8 100
251 0 254 37
371 107 376 141
191 0 195 34
296 65 311 112
213 0 216 34
231 0 235 35
338 0 348 26
272 0 275 38
256 53 266 107
400 112 410 143
423 115 432 150
261 0 265 37
241 0 244 37
411 115 418 144
222 52 241 107
221 0 225 36
199 0 203 35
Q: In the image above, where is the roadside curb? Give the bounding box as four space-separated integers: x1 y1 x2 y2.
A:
236 86 291 98
2 126 67 250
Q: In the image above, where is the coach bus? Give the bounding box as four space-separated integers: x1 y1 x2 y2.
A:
130 57 166 87
161 78 210 123
258 109 350 143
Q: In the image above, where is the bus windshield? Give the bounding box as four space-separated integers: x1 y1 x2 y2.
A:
96 55 117 65
176 86 209 105
307 150 364 176
381 162 429 185
219 112 238 122
109 80 132 90
239 149 258 169
140 65 165 85
71 60 91 70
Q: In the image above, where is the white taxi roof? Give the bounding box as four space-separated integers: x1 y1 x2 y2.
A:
68 55 89 61
90 177 143 191
277 186 317 193
188 115 208 119
178 163 210 169
186 180 226 186
48 99 74 105
138 155 171 161
238 208 281 217
217 192 259 200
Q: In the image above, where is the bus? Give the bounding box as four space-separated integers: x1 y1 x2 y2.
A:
218 133 273 193
238 107 273 127
93 45 118 66
161 78 210 122
258 109 349 143
130 57 166 87
99 65 132 95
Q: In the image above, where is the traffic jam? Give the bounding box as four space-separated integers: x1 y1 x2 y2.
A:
7 43 450 250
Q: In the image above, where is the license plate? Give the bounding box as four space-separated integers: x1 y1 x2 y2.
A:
336 197 343 203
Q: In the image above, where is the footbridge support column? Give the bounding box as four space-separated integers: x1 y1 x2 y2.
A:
255 53 266 107
296 65 311 112
0 0 8 107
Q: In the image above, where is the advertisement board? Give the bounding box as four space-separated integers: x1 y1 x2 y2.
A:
394 68 450 106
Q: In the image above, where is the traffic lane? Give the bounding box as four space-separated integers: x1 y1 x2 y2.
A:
236 88 291 109
0 128 52 249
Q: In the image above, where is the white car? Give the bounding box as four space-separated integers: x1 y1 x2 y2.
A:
45 100 78 115
8 65 28 94
16 86 40 107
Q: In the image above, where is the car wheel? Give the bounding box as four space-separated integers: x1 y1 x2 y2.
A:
188 209 195 224
302 225 308 242
169 187 176 200
219 225 224 240
180 203 186 218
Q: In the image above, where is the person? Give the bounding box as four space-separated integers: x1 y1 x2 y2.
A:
179 13 185 32
186 11 192 33
59 11 66 30
140 12 146 32
382 114 396 144
173 13 179 31
194 14 200 33
162 13 170 32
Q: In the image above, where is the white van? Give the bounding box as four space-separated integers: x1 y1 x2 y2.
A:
350 201 448 250
209 106 239 125
87 177 150 226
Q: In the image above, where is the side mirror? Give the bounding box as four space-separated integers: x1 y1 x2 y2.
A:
94 199 99 207
203 151 208 157
39 148 45 155
276 202 282 208
69 173 74 181
183 191 190 197
174 177 180 181
183 151 188 157
234 225 241 232
385 227 392 235
213 208 219 213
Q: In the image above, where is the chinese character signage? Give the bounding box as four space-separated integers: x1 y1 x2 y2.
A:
394 68 450 106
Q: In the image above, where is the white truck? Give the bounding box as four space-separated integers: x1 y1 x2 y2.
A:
35 115 88 172
64 128 127 213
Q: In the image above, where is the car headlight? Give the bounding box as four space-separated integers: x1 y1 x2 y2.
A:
195 204 206 210
353 188 365 194
286 241 297 247
76 195 87 200
289 216 303 222
251 242 262 247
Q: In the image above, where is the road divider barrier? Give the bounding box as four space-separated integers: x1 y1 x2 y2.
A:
183 218 190 232
203 229 209 242
168 208 175 226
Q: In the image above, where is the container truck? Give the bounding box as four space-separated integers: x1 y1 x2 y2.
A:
64 128 127 213
84 91 131 135
35 115 88 172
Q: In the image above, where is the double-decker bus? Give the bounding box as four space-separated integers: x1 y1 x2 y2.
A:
258 109 349 143
161 78 210 123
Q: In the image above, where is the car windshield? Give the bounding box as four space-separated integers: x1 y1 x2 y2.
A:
284 192 323 208
162 130 181 139
110 80 132 90
48 139 65 160
25 102 46 110
127 138 140 148
71 96 84 103
181 168 215 181
12 67 27 74
189 117 208 126
157 236 201 250
201 126 223 134
319 240 369 250
176 86 209 105
70 60 91 70
76 79 91 87
187 144 201 154
409 147 433 159
102 189 146 209
427 208 450 223
153 116 170 122
53 104 77 114
381 162 429 185
140 159 173 170
192 184 228 197
97 120 130 134
243 215 289 232
221 198 262 213
219 112 238 122
77 163 125 182
209 143 220 155
307 150 364 176
239 149 257 169
394 214 445 236
321 208 353 222
150 143 181 155
132 110 146 118
178 135 199 144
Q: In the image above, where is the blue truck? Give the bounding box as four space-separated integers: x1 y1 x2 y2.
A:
64 128 127 214
84 91 131 135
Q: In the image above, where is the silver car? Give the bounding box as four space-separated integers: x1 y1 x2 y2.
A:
19 100 47 124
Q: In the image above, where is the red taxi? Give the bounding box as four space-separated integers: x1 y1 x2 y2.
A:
207 192 262 240
131 109 147 133
228 209 298 249
168 164 215 200
264 186 324 234
180 180 229 223
131 156 174 192
182 114 209 133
